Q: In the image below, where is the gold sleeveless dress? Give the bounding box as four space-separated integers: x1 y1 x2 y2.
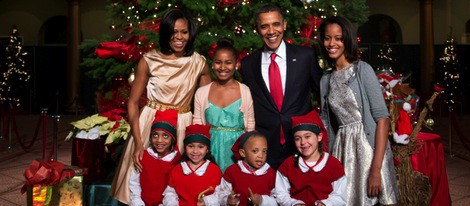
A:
110 50 207 204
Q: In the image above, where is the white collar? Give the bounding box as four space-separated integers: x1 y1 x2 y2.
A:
181 160 211 176
298 152 329 173
146 148 178 162
237 160 270 176
262 40 286 61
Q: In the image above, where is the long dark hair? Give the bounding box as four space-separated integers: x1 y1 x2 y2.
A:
318 16 358 67
159 9 197 56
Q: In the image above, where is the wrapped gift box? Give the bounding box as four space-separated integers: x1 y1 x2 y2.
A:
26 166 85 206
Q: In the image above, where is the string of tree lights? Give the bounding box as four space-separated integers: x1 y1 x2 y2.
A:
436 34 462 111
0 26 31 106
376 43 397 74
80 0 369 87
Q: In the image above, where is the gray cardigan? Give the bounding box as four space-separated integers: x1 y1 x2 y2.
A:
319 60 390 150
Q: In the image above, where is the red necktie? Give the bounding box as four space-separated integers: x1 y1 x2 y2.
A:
269 52 285 145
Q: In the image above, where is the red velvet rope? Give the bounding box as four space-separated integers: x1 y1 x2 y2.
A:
12 112 42 151
5 106 53 160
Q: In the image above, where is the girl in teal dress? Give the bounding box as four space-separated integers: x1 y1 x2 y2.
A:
193 38 255 172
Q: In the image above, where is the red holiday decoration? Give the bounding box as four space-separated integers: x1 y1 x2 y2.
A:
21 160 66 193
218 0 243 8
96 78 147 115
433 84 445 92
94 35 152 62
300 15 322 40
208 43 218 59
139 18 161 32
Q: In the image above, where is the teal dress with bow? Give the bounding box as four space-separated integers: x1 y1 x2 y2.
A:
205 99 244 172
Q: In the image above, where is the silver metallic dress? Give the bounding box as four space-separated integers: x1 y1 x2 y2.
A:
329 64 398 206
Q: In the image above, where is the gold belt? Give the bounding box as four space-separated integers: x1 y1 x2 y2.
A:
146 100 191 113
210 125 245 131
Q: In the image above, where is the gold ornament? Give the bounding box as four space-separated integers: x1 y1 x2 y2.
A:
196 14 205 26
128 68 135 85
425 118 435 127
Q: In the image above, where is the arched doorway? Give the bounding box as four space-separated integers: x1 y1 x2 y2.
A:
358 14 402 44
38 16 67 45
464 19 470 44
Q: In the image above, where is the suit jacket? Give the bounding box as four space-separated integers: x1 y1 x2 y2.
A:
241 41 322 169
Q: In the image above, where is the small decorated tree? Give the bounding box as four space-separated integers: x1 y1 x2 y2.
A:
436 34 463 111
0 25 30 106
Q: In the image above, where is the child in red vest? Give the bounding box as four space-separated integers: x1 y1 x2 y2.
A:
275 110 347 206
129 110 181 206
202 131 277 205
163 124 222 206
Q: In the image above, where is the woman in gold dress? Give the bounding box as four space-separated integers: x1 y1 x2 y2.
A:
110 9 211 204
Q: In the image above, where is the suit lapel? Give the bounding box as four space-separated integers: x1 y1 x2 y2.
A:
282 43 296 112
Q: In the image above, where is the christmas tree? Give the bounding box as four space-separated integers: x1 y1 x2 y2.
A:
81 0 369 87
0 26 31 106
436 34 462 111
376 43 396 75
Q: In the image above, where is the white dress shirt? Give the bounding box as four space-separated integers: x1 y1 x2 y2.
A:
128 148 178 206
202 160 277 206
261 41 287 93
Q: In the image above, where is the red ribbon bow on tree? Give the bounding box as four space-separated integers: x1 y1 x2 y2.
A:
94 36 150 62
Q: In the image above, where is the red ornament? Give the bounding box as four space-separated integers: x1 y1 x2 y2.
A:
285 39 293 44
233 25 244 35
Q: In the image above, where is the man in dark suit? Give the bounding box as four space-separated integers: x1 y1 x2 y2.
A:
241 4 323 169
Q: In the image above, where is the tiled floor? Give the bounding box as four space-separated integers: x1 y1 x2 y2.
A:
0 114 468 205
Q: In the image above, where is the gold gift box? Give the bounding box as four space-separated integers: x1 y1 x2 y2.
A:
27 167 84 206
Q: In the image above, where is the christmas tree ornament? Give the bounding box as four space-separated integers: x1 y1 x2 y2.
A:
128 68 135 85
196 14 205 26
110 23 116 31
234 25 244 35
425 118 434 127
